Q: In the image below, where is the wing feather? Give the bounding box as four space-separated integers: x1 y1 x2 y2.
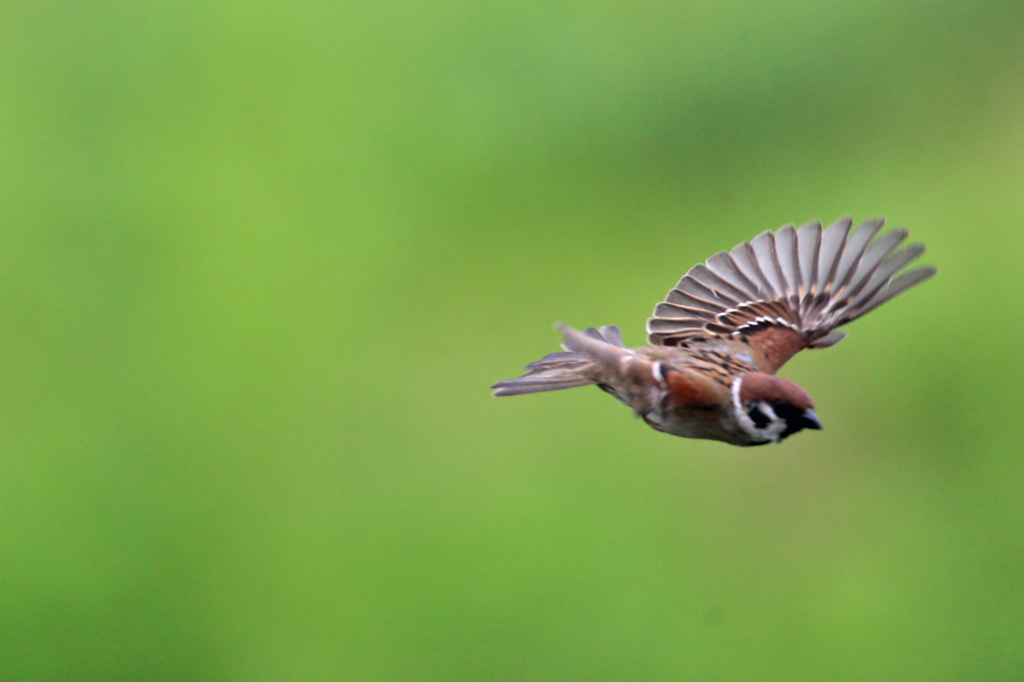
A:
706 252 762 300
647 217 935 372
796 221 822 292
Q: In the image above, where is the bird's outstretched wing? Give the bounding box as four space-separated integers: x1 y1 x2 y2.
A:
646 217 936 373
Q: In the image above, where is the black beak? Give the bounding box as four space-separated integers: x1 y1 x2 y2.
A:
802 408 823 430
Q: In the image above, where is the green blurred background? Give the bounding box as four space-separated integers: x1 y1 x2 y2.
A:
2 1 1022 680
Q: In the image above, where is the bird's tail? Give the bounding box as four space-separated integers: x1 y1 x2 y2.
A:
491 324 626 396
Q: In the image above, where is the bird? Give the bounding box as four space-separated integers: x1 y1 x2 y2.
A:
491 217 936 446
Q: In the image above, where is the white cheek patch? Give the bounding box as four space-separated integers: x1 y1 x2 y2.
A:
763 417 787 443
731 376 787 444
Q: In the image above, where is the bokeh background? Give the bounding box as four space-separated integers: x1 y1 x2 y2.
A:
2 1 1022 680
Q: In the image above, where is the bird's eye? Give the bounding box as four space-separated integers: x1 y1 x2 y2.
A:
771 400 802 422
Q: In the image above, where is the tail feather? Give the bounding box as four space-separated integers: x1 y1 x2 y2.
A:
525 351 589 370
492 324 625 397
492 377 595 396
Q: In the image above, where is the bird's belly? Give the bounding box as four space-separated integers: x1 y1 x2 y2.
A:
644 406 748 445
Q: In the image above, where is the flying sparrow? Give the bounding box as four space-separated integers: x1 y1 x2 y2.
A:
492 218 935 446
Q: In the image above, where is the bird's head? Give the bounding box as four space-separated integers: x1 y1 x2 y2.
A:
731 372 822 445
